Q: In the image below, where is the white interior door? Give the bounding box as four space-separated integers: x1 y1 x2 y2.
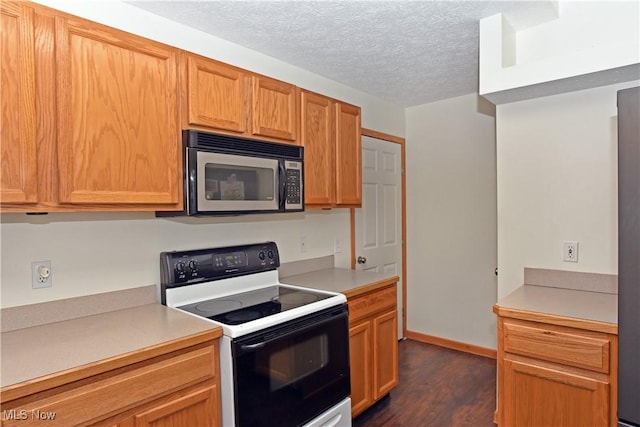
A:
355 135 403 338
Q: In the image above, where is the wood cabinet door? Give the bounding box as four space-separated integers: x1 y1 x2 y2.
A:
185 54 245 133
503 359 610 427
335 102 361 206
55 16 180 206
373 309 399 399
133 385 219 427
301 90 335 205
1 2 37 204
349 320 372 417
251 75 298 142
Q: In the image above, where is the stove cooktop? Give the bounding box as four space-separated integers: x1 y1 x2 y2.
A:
176 285 333 325
161 242 346 337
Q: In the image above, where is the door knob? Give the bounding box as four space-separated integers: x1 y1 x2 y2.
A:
357 256 367 264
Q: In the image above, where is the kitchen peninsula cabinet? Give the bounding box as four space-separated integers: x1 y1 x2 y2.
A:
301 90 362 207
1 1 182 212
1 345 220 427
0 2 37 204
348 281 398 417
182 52 299 144
494 287 618 427
1 305 222 427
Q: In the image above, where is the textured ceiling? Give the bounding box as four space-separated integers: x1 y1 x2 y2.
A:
127 1 556 107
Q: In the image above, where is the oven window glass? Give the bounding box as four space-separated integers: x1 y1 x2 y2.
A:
257 333 328 391
204 163 274 202
233 306 350 427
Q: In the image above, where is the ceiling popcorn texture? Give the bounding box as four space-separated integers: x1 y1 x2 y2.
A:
128 1 557 107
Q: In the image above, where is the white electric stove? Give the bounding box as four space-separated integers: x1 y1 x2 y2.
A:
160 242 352 427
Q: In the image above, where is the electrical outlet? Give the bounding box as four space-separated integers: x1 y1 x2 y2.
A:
334 238 342 254
563 241 579 263
300 236 307 253
32 260 52 289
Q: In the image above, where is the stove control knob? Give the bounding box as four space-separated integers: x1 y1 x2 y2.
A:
188 260 198 271
267 250 274 259
258 251 266 260
175 261 186 273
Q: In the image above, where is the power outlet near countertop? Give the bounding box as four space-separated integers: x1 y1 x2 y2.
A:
562 241 579 263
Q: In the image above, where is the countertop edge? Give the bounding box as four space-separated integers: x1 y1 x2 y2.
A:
282 267 399 296
1 323 222 403
493 304 618 335
342 275 400 299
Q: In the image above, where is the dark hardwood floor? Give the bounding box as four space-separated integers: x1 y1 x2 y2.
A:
353 339 496 427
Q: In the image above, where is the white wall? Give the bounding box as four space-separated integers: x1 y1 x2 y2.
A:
406 94 497 349
480 1 639 98
0 212 349 307
516 1 639 66
496 81 639 300
0 1 404 309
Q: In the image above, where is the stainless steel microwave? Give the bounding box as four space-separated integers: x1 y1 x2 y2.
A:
159 130 303 216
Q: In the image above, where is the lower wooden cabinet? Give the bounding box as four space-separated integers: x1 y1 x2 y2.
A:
121 384 218 427
1 340 221 427
502 358 610 427
347 281 399 418
494 313 618 427
349 320 372 415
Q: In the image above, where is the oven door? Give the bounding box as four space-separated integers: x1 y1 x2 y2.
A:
194 150 280 213
232 305 350 427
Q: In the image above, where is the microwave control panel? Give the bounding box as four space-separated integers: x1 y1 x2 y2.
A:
285 161 303 209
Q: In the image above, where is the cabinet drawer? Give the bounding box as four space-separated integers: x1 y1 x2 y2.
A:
503 321 610 373
348 285 396 324
1 345 216 427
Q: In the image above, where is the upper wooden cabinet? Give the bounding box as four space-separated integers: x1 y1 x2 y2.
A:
55 15 180 206
182 53 299 144
251 75 298 142
301 90 361 207
0 2 182 212
183 52 246 134
1 2 364 213
335 102 362 205
301 90 335 205
0 2 37 204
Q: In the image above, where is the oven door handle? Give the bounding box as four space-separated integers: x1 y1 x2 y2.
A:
239 341 267 351
237 308 347 354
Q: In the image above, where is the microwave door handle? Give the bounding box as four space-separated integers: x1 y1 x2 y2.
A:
278 161 286 210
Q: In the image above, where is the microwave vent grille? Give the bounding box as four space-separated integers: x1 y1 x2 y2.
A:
189 131 303 160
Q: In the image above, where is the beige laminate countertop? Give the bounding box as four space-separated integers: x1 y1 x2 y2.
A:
1 303 221 393
282 268 399 298
494 285 618 334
